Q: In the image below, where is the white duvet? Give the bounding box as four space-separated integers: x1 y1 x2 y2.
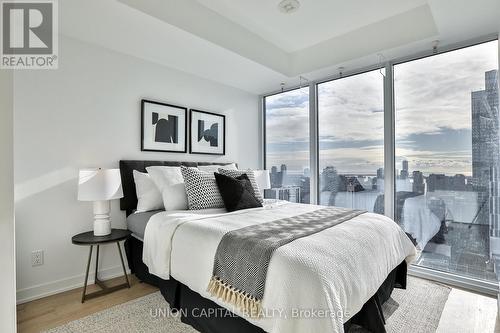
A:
143 200 417 333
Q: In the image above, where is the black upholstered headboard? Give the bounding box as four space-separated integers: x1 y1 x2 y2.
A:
119 160 236 216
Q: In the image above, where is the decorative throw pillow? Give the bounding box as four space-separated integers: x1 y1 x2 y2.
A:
162 183 188 211
217 169 264 204
146 166 187 210
215 173 262 212
181 166 225 210
145 166 184 192
198 163 237 173
133 170 164 212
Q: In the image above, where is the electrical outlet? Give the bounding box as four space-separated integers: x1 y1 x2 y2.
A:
32 250 44 266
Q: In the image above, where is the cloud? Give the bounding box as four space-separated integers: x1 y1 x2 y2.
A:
265 41 498 176
266 88 309 109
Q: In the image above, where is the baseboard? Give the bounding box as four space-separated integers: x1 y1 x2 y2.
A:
16 265 131 304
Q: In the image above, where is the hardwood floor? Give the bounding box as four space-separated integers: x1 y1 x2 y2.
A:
16 275 157 333
17 275 500 333
436 288 500 333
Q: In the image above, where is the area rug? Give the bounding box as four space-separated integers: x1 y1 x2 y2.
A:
351 277 451 332
44 277 450 333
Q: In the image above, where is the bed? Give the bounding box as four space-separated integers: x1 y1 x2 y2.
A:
120 160 417 333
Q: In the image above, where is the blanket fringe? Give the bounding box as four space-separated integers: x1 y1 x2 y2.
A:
207 276 262 318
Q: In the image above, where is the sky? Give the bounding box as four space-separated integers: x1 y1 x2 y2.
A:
266 40 499 177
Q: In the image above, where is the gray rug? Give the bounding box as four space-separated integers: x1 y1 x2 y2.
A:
44 277 450 333
351 277 451 332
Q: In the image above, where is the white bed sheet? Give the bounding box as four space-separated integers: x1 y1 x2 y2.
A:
143 200 416 333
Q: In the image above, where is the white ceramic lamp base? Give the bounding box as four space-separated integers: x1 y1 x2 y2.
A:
93 200 112 236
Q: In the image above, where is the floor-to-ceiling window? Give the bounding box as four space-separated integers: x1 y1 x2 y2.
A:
264 88 310 203
263 38 499 290
317 69 385 212
394 40 499 282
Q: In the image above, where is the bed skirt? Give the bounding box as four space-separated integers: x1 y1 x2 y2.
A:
124 236 407 333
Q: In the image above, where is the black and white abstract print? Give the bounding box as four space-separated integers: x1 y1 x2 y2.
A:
190 109 225 155
141 100 187 153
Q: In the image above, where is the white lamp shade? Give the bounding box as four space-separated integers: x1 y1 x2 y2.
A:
254 170 271 194
78 169 123 201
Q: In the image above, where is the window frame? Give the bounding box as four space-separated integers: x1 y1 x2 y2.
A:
262 86 312 203
260 34 499 296
315 67 387 209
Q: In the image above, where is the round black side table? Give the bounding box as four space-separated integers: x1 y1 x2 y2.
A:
72 228 132 303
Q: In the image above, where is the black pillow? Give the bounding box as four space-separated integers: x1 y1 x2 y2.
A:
214 173 263 212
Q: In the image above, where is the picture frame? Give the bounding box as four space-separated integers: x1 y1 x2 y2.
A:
141 99 187 153
189 109 225 155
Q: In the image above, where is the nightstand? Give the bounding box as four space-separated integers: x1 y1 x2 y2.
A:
72 228 132 303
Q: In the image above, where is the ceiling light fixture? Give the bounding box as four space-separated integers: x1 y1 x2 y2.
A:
278 0 300 14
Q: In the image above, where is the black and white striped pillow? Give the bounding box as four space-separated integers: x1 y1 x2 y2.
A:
217 168 264 204
181 166 225 210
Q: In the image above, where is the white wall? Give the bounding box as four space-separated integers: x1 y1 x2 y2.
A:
14 36 260 303
0 71 16 331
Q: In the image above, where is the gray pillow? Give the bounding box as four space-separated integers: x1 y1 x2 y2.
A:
217 168 264 204
181 166 224 210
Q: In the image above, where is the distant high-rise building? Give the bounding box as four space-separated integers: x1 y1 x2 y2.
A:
270 165 282 188
377 168 384 179
412 171 424 194
400 160 409 179
322 166 338 191
427 174 446 192
472 70 499 230
451 174 467 192
322 166 338 206
280 164 287 185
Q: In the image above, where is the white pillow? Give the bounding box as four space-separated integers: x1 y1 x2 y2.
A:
146 166 184 192
146 166 186 210
162 183 188 210
198 163 237 173
133 170 164 212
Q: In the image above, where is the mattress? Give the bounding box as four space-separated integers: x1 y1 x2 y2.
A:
126 210 163 240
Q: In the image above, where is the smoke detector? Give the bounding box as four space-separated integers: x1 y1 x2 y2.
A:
278 0 300 14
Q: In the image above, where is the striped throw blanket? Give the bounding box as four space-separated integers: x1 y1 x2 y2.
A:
207 207 365 317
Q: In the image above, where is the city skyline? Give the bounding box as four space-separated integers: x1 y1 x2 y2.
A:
266 41 499 176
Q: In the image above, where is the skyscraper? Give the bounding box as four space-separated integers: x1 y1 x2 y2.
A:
412 171 424 194
322 166 338 206
377 168 384 179
270 165 282 188
280 164 287 185
472 70 499 231
400 160 409 179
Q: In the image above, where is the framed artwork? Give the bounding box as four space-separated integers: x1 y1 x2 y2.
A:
141 99 187 153
189 109 225 155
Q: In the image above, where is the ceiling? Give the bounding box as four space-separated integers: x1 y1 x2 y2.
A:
195 0 429 52
60 0 500 94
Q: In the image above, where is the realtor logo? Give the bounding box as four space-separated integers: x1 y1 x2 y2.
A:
1 0 58 69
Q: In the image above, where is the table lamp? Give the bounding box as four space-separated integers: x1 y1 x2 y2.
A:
78 168 123 236
253 170 271 196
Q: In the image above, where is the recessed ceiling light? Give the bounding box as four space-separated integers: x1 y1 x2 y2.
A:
278 0 300 14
